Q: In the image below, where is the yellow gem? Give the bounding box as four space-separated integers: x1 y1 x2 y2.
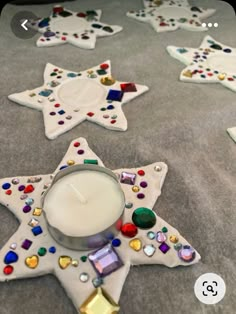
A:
100 76 116 86
72 259 79 267
183 70 192 78
67 160 75 166
33 207 42 216
169 235 179 243
132 185 140 193
80 287 120 314
87 70 93 74
154 0 162 5
58 256 72 269
25 255 39 269
129 238 142 251
218 73 226 81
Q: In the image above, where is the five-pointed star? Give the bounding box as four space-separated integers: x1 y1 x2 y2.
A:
8 61 148 139
167 36 236 92
127 0 215 32
27 7 122 49
0 137 200 313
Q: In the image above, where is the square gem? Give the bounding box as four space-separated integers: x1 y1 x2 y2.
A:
120 83 137 92
21 239 32 250
97 69 107 75
59 11 72 17
120 171 136 185
106 90 124 102
88 244 123 277
159 242 170 254
31 226 43 236
28 218 39 227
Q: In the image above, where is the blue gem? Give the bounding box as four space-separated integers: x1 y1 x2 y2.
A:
25 198 34 206
44 31 56 38
177 48 188 54
59 165 68 170
39 89 53 97
58 110 65 115
67 72 77 78
2 183 11 190
49 246 56 254
223 48 232 53
32 226 43 236
106 90 124 102
91 23 102 29
38 18 50 28
4 251 19 264
112 238 121 247
107 105 114 110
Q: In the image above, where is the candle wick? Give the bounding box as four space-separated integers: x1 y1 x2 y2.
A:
69 184 87 204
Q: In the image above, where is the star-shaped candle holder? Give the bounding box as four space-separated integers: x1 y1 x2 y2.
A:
27 6 122 49
167 36 236 93
127 0 215 32
8 61 148 139
0 138 200 314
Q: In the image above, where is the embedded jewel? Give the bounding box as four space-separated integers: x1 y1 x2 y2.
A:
92 277 104 288
23 205 31 213
218 73 226 81
159 242 170 254
25 198 34 206
33 207 42 216
58 256 72 269
67 160 75 166
81 256 87 262
24 184 34 194
154 165 162 172
129 238 142 251
137 169 145 176
147 231 156 240
140 181 148 188
2 183 11 190
174 243 182 251
21 239 32 250
31 226 43 236
100 76 116 86
132 185 140 192
88 243 123 277
210 44 222 50
121 223 138 238
143 244 156 257
25 255 39 269
10 243 17 250
132 207 156 229
72 260 79 267
102 26 113 33
3 265 14 275
39 89 53 97
125 202 133 209
112 238 121 247
27 177 42 183
162 226 168 233
49 246 56 254
79 272 89 282
178 245 196 262
28 218 39 227
84 159 98 164
156 231 167 243
106 90 124 102
120 83 137 92
170 235 179 243
120 171 136 185
12 178 19 185
38 247 47 256
4 251 19 264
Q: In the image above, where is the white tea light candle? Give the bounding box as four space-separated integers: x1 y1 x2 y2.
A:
42 165 125 250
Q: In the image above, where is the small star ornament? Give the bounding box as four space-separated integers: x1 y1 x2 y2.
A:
127 0 215 32
167 36 236 92
0 137 200 314
8 61 148 139
27 6 122 49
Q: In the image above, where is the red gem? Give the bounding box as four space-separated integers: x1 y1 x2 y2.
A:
121 223 138 238
77 12 86 18
53 6 63 13
61 36 67 41
3 265 14 275
5 190 12 195
110 120 116 124
54 103 60 108
100 63 109 70
24 185 34 194
120 83 137 92
160 22 168 26
207 73 213 76
40 39 45 42
198 70 203 74
137 170 145 176
74 142 80 147
228 77 234 81
54 69 58 72
87 112 94 117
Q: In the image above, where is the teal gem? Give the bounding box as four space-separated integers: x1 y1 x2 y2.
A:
132 208 156 229
210 44 222 50
177 48 188 54
174 243 182 251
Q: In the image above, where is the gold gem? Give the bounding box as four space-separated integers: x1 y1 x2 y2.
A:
132 185 140 193
67 160 75 166
87 70 93 74
170 235 179 243
79 287 120 314
58 256 72 269
218 73 226 81
33 207 42 216
154 0 162 5
25 255 39 269
100 76 116 86
72 259 79 267
129 238 142 251
183 70 192 78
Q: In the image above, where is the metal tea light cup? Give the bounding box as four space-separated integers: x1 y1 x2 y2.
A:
41 164 125 251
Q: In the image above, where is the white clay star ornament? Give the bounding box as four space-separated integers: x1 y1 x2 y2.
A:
27 6 122 49
127 0 215 32
8 61 148 139
167 36 236 92
0 137 200 314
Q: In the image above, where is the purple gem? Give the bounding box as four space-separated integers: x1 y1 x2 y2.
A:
178 245 196 263
18 185 25 191
58 120 64 125
120 171 136 185
159 242 170 254
156 231 167 243
50 112 56 116
23 205 31 213
88 243 123 277
140 181 148 188
21 239 32 250
137 193 145 199
77 149 84 155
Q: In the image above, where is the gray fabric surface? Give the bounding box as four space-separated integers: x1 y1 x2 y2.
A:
0 0 236 313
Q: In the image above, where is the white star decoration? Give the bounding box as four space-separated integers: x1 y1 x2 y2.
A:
0 138 200 313
27 7 122 49
227 127 236 142
127 0 215 32
8 61 148 140
167 36 236 92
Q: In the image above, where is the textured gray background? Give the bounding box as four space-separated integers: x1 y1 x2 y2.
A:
0 0 236 313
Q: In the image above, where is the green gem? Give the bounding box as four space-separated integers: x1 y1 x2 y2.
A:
174 243 182 251
179 18 187 23
210 44 222 50
97 69 107 75
132 207 156 229
80 256 87 262
111 115 117 119
50 72 57 76
84 159 98 165
100 107 106 111
38 247 47 256
162 227 168 233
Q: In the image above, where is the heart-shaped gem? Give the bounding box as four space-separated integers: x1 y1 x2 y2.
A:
156 231 167 243
129 238 142 251
25 255 39 269
58 256 72 269
143 244 156 257
24 185 35 194
4 251 19 264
